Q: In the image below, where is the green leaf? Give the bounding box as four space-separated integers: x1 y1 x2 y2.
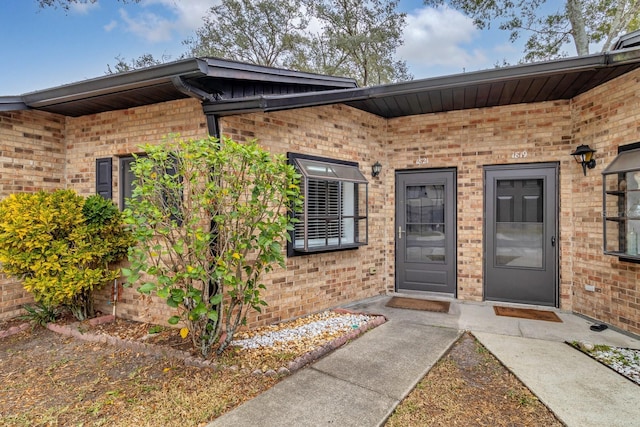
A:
172 241 184 255
167 315 180 325
210 293 223 305
137 282 156 294
192 302 207 317
170 288 185 302
208 311 218 322
124 273 140 284
156 286 170 299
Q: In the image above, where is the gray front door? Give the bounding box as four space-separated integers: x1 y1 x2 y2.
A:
396 169 456 294
484 164 558 306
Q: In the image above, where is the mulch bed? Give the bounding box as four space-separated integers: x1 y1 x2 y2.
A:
39 311 387 375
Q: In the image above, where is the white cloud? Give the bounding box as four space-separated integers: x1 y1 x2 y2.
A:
69 1 99 15
142 0 216 32
398 6 489 77
104 19 118 32
117 0 217 44
119 9 175 43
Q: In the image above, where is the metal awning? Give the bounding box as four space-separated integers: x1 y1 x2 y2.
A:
293 158 368 183
603 148 640 174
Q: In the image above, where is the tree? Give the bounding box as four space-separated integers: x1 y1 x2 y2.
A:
185 0 412 86
305 0 411 86
37 0 139 10
424 0 640 62
184 0 309 68
106 54 172 75
122 136 301 358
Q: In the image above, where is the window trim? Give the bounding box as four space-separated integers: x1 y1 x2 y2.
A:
288 153 369 256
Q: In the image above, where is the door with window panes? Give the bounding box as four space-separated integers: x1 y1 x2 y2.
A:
484 164 558 306
395 170 456 294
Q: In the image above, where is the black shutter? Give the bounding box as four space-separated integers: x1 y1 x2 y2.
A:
96 158 112 200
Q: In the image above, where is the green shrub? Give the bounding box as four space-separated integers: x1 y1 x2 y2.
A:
122 135 301 357
0 190 133 320
19 302 62 327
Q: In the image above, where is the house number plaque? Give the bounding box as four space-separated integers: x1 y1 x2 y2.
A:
511 150 528 159
416 157 428 165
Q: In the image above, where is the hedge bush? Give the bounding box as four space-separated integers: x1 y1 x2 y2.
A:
0 190 133 320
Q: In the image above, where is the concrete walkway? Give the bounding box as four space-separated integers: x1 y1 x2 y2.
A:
209 295 640 427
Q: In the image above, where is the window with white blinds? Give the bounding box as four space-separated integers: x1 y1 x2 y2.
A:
290 155 369 253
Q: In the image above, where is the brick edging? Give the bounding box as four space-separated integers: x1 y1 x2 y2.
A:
0 322 30 339
44 311 388 377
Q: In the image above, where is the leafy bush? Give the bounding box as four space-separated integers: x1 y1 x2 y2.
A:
0 190 133 320
19 302 62 327
122 135 301 357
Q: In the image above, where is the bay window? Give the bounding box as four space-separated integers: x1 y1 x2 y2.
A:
289 154 369 254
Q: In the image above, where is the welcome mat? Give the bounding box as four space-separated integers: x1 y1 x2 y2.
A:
386 297 450 313
494 306 562 322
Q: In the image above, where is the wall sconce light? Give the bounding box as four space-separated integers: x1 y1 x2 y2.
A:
570 144 596 176
372 161 382 177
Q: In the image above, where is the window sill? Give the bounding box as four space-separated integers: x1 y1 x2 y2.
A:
291 243 365 255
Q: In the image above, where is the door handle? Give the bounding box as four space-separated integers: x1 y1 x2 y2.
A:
398 226 405 239
551 236 556 247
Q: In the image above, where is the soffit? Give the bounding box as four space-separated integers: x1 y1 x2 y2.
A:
11 47 640 120
203 48 640 119
17 58 357 117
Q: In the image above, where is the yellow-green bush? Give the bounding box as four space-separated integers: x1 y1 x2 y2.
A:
0 190 133 320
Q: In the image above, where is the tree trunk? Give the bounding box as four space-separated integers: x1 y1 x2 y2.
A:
601 0 640 52
567 0 589 56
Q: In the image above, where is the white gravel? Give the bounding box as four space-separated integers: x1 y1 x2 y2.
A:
590 346 640 385
231 311 371 350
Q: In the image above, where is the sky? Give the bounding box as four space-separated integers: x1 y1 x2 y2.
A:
0 0 560 95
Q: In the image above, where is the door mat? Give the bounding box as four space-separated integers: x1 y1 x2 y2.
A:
493 306 562 322
385 297 450 313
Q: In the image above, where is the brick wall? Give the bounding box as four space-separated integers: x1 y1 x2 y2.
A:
0 110 66 319
65 98 209 324
570 70 640 334
64 98 208 200
3 68 640 336
75 101 388 328
220 105 389 327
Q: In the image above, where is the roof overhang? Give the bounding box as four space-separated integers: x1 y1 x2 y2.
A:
0 96 28 112
204 47 640 119
14 57 357 117
6 45 640 120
